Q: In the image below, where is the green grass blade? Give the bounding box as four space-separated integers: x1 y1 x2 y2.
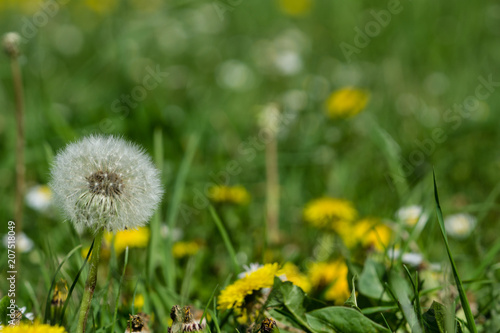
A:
44 244 82 324
209 205 239 274
380 313 393 333
200 284 219 325
59 240 94 326
210 300 222 333
111 246 129 333
402 265 424 330
147 128 164 283
370 119 409 198
180 256 196 305
163 133 200 289
433 171 477 333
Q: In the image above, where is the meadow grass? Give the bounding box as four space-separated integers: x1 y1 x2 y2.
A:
1 0 499 332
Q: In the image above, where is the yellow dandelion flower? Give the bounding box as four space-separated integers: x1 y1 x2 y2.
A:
308 260 349 304
218 263 279 310
325 87 370 118
277 0 312 16
278 262 311 293
1 322 67 333
208 185 250 205
51 279 68 307
132 294 145 310
339 218 392 251
81 244 111 260
85 0 118 14
104 227 150 255
324 273 350 303
303 197 357 232
172 241 201 259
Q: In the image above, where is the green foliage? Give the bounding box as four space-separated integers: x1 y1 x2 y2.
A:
422 301 463 333
1 1 498 331
306 307 391 333
0 295 10 326
358 259 390 302
267 277 391 333
433 173 477 333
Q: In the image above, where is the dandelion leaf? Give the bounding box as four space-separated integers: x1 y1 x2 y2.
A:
344 275 358 308
267 277 319 332
422 301 462 333
305 307 391 333
358 259 391 301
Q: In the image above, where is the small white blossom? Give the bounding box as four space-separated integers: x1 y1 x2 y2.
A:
396 205 428 227
238 263 263 279
273 50 302 75
19 306 34 321
25 185 53 211
444 213 476 239
50 135 163 233
387 249 423 267
161 224 183 241
3 233 34 253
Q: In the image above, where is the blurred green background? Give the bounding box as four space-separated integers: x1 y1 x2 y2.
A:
1 0 500 331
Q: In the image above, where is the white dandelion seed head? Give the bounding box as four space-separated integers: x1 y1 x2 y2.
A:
49 135 163 233
2 32 21 57
444 213 477 239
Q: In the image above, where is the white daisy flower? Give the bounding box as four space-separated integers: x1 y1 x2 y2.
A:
50 135 163 233
444 213 477 239
2 232 34 253
387 249 423 267
19 306 34 321
25 185 53 211
396 205 428 227
238 263 263 279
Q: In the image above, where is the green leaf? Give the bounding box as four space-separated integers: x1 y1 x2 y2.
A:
344 275 358 309
306 307 391 333
267 277 315 332
422 301 462 333
388 269 422 332
358 259 390 301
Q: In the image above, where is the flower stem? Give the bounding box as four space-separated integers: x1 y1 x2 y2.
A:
76 228 105 333
11 55 25 234
265 129 280 245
